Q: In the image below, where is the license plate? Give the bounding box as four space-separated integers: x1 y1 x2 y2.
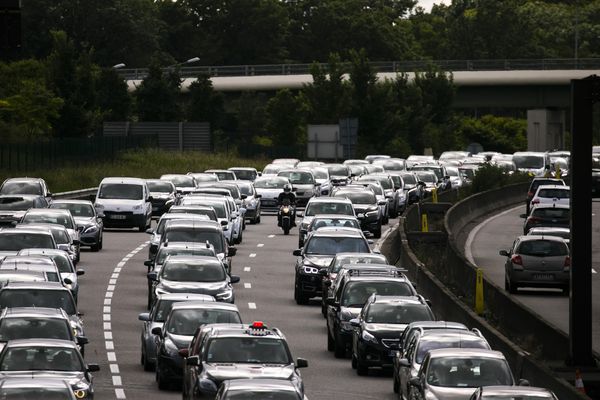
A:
109 215 127 220
533 273 554 280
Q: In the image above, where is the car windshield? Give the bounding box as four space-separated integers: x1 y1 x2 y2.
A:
426 357 513 388
21 214 74 230
171 208 217 221
254 178 287 189
373 178 393 190
156 248 215 265
236 184 253 196
0 289 76 315
342 282 414 307
531 208 569 219
311 218 360 231
480 394 555 400
163 176 195 187
518 240 568 257
365 303 433 324
530 230 569 240
0 271 47 284
164 231 223 253
514 155 544 169
0 346 83 372
225 391 299 400
0 388 73 399
279 171 315 185
192 174 218 182
147 181 174 193
161 261 225 282
180 201 226 218
0 233 54 251
0 197 34 211
337 192 376 204
50 203 94 217
380 161 405 171
98 183 143 200
305 202 354 216
0 182 42 196
46 255 72 273
326 166 349 177
50 230 69 245
332 255 387 273
165 309 240 335
231 170 256 180
305 237 369 255
311 169 328 179
207 337 291 364
537 189 569 199
0 318 71 341
400 174 417 185
414 172 437 183
416 338 489 364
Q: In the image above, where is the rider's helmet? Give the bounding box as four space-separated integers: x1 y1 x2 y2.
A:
283 184 292 193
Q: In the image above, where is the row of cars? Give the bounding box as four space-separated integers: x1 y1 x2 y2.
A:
0 178 102 398
284 155 559 399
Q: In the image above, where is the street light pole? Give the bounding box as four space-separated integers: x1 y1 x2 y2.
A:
574 0 579 66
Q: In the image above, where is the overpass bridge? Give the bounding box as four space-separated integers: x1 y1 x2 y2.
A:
122 58 600 109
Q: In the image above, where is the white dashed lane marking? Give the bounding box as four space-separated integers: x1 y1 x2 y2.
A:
103 240 149 400
248 302 257 309
244 283 252 289
243 267 251 272
268 235 275 238
257 243 264 247
249 253 256 258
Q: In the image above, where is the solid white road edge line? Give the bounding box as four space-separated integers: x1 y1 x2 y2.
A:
465 205 522 266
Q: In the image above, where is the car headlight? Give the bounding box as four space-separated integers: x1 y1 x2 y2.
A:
82 225 98 234
366 209 378 216
303 266 319 274
361 330 378 344
163 338 179 357
198 378 218 393
215 288 233 301
72 382 90 398
133 204 143 210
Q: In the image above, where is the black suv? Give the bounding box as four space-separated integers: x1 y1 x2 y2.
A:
293 227 371 305
326 268 416 358
350 294 434 375
182 321 308 399
332 189 386 238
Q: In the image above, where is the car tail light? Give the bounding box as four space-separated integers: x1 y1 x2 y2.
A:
531 199 540 205
511 255 523 265
527 216 541 224
564 256 571 267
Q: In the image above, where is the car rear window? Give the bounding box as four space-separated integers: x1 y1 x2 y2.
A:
518 240 568 256
305 237 369 255
531 208 569 219
0 233 54 251
341 281 414 306
0 182 42 196
0 197 34 211
537 189 569 199
0 289 75 315
365 303 433 324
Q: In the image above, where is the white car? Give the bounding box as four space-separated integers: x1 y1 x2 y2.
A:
94 177 153 231
530 185 570 210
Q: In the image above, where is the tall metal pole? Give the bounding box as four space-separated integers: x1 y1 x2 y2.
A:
569 75 600 366
574 0 579 65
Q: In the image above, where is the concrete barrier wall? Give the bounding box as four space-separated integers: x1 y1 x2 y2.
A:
385 219 587 400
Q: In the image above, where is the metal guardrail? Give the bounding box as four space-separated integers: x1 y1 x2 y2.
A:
118 58 600 80
53 188 98 201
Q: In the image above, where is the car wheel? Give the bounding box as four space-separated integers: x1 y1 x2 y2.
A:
321 300 327 317
374 224 382 239
142 348 154 372
351 353 357 369
506 276 518 294
156 363 169 390
334 332 346 358
98 234 103 250
294 283 308 305
256 214 261 224
393 373 399 393
356 357 368 376
561 285 569 295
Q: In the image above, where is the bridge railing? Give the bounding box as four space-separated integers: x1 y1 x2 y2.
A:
119 58 600 80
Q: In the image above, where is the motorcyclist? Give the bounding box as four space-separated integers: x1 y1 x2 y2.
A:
277 184 296 227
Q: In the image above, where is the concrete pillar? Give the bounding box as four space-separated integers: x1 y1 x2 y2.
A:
527 109 566 151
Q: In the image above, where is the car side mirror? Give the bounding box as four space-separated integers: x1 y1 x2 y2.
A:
228 247 237 257
145 228 154 234
76 269 85 276
151 327 162 336
230 275 240 284
86 363 100 372
378 200 387 206
144 260 153 267
147 196 153 201
147 272 158 281
293 249 302 256
77 336 89 345
186 355 200 366
349 318 360 327
499 250 509 257
138 312 150 321
221 220 229 226
76 226 84 232
255 194 262 198
63 278 72 285
326 298 338 307
240 194 247 200
296 358 308 368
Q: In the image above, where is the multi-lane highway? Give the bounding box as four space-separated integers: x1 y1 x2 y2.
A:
467 202 600 353
77 215 397 400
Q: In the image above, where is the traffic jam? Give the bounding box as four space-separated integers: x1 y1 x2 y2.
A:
0 150 567 399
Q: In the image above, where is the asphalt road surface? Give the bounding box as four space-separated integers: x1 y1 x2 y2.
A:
77 215 397 400
467 202 600 354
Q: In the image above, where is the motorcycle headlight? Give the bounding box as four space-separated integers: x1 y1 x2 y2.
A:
303 266 319 274
361 330 378 344
283 207 289 213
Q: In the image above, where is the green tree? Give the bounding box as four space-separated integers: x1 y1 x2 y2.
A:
0 60 63 141
135 61 181 121
453 115 527 153
265 89 307 147
186 73 225 130
96 69 132 121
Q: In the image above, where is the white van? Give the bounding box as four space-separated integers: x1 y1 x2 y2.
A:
512 152 552 177
94 177 152 231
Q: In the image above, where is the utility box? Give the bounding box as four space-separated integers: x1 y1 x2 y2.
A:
527 109 565 151
307 125 344 160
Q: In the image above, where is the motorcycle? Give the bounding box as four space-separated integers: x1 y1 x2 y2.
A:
278 199 294 235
